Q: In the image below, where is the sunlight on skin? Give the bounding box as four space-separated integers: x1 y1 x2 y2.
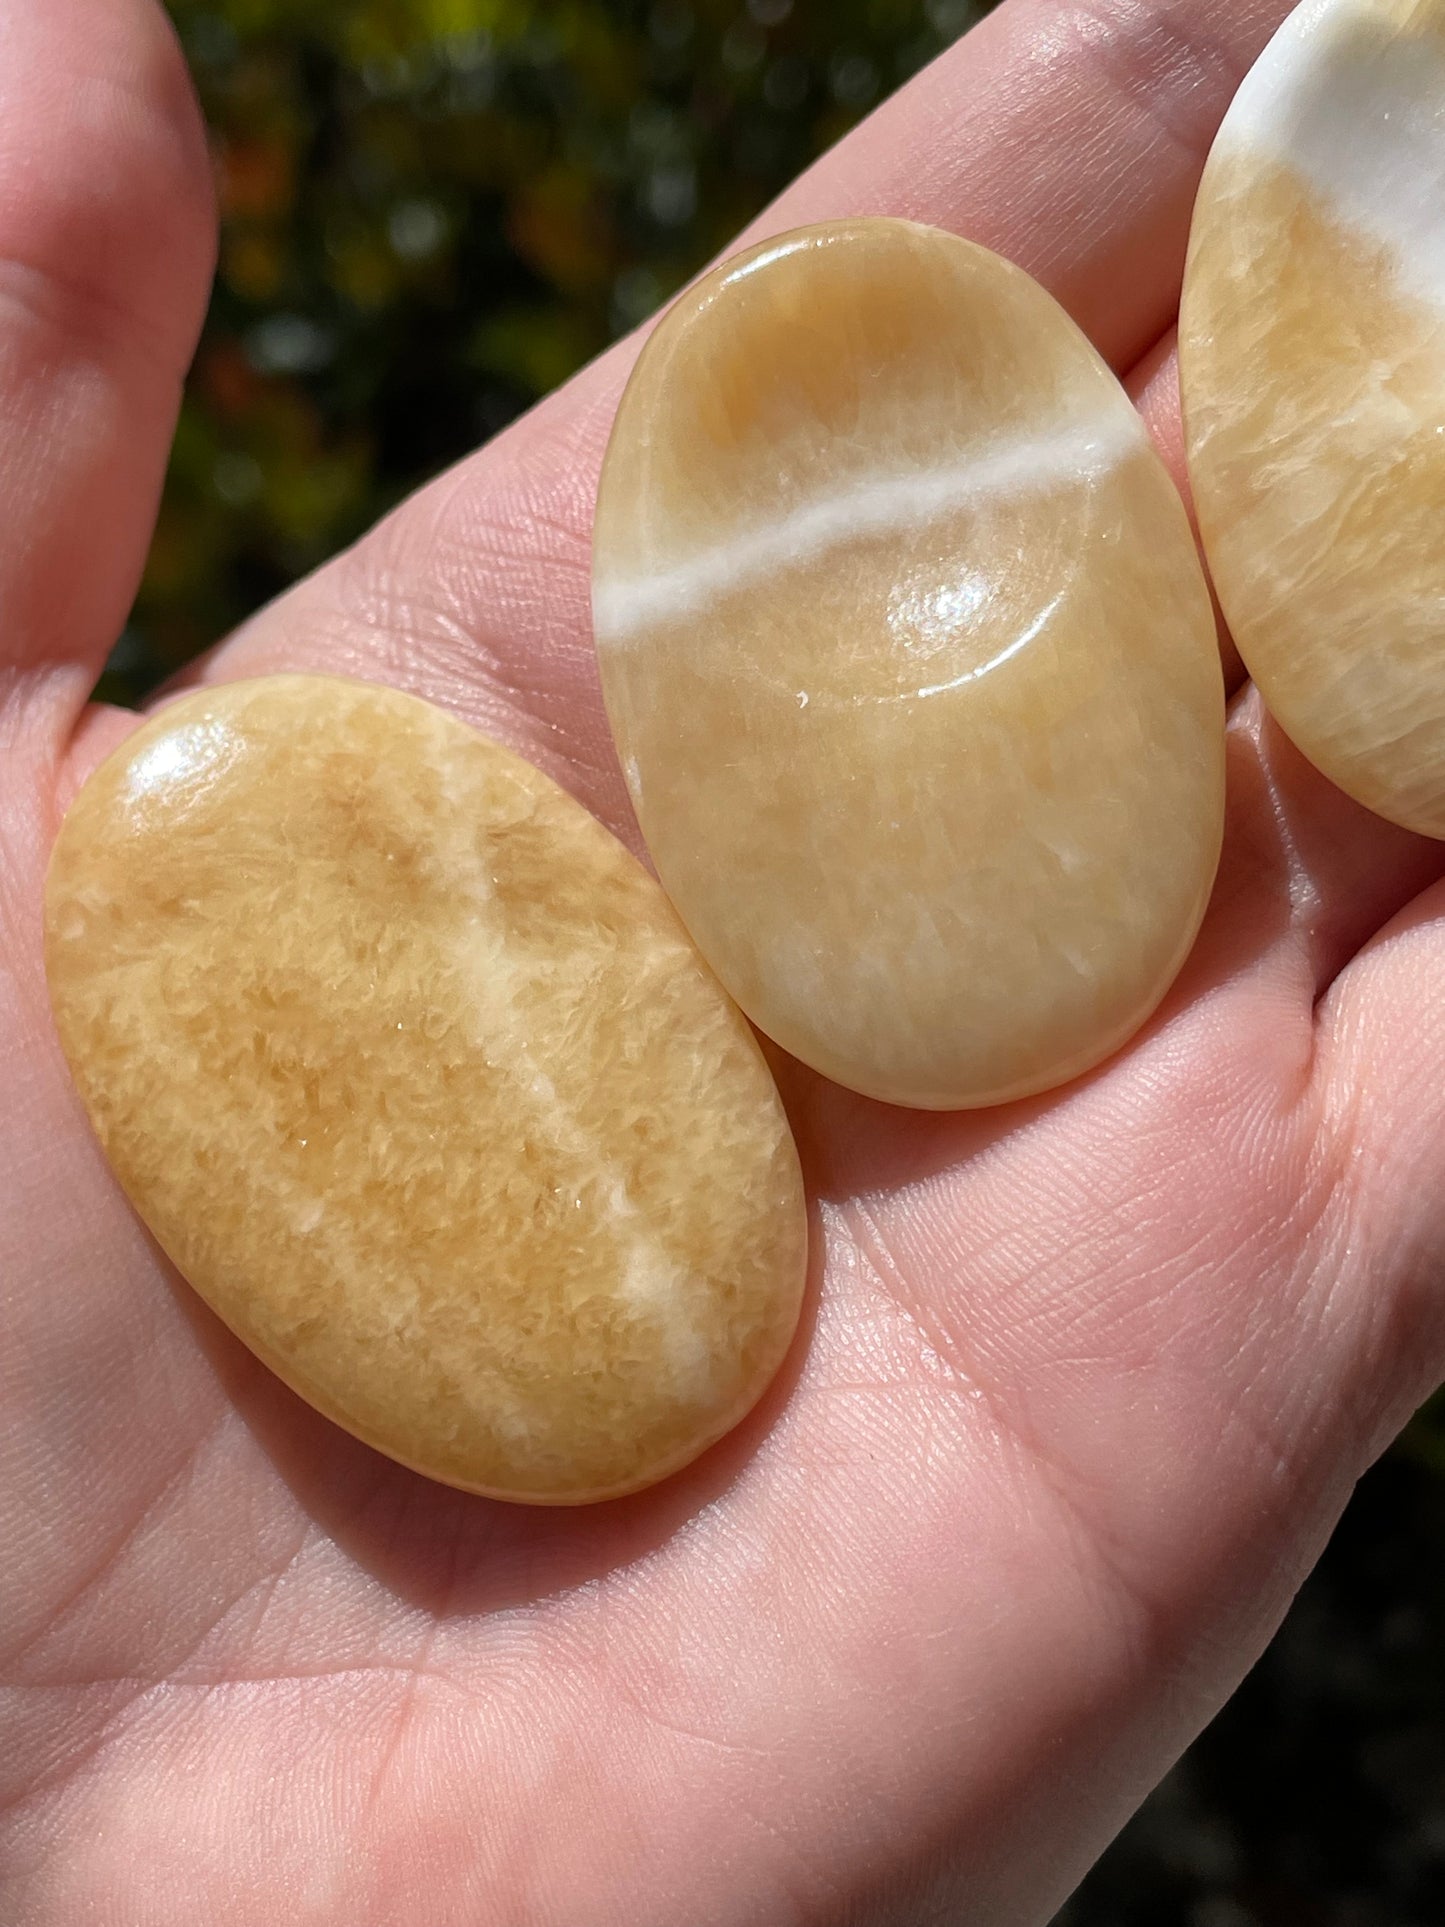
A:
4 1 1445 1924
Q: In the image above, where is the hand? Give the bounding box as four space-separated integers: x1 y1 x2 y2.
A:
5 1 1443 1920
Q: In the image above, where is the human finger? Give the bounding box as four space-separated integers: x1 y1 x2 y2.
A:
0 0 213 736
191 0 1297 832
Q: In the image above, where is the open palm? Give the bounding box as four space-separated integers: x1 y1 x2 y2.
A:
6 1 1445 1921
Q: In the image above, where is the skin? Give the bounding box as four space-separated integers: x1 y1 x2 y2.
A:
3 0 1445 1920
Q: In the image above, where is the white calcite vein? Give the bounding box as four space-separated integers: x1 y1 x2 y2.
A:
1182 0 1445 839
45 675 808 1503
1215 0 1445 312
594 410 1144 642
594 217 1225 1109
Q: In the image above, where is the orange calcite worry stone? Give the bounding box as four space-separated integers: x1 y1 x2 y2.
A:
1182 0 1445 838
594 219 1225 1110
45 677 807 1504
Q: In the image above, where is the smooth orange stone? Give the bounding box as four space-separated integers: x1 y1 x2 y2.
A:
45 676 807 1505
1182 0 1445 837
594 219 1225 1110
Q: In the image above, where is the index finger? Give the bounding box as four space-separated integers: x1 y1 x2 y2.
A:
187 0 1294 819
755 0 1290 373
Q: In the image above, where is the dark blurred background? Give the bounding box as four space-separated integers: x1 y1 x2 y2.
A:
147 4 1445 1920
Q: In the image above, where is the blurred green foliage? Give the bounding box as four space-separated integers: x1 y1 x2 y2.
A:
121 0 982 698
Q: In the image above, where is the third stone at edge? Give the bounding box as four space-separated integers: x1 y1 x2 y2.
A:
593 217 1225 1111
1182 0 1445 841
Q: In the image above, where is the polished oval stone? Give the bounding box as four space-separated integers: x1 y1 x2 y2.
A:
45 676 807 1505
1181 0 1445 838
594 219 1225 1110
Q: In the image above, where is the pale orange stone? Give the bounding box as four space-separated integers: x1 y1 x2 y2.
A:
44 676 807 1505
1182 0 1445 838
593 219 1225 1110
